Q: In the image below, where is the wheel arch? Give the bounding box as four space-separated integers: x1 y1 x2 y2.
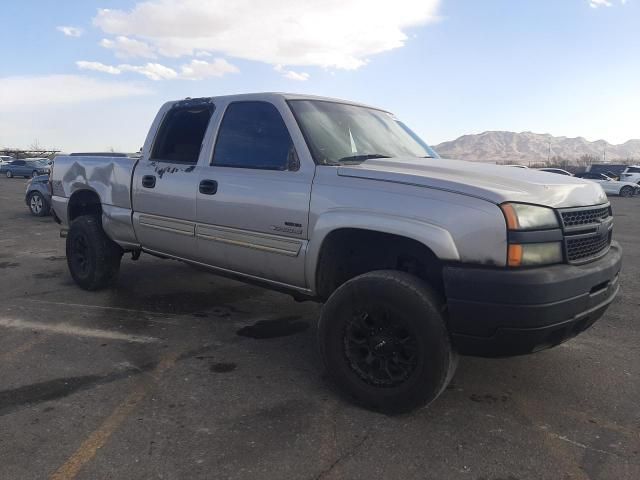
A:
307 211 460 300
67 188 103 223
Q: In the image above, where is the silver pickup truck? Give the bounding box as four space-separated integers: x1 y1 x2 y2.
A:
51 93 622 413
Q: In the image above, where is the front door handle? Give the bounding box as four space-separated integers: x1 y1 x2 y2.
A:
142 175 156 188
199 179 218 195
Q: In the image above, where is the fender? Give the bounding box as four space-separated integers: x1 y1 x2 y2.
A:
305 210 460 292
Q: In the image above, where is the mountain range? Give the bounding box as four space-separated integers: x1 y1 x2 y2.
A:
433 131 640 164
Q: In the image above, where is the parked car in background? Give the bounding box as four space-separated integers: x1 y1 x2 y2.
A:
0 155 15 166
504 164 528 168
25 175 51 216
574 172 638 197
0 159 51 178
26 157 53 167
539 168 573 176
620 165 640 185
588 164 628 179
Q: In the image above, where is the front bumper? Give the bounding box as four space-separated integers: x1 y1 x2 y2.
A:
443 242 622 357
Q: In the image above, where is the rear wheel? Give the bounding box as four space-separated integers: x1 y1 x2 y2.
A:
318 270 457 414
28 192 49 217
6 171 12 178
66 215 123 290
620 186 634 197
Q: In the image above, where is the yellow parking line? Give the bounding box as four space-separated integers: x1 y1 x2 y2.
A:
49 352 179 480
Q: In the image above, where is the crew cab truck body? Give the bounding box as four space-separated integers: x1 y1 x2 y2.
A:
51 93 622 413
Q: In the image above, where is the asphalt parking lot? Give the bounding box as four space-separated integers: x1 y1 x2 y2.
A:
0 176 638 480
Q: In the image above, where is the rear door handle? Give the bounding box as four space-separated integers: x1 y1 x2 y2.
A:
142 175 156 188
199 179 218 195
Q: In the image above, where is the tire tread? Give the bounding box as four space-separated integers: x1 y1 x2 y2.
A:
66 215 122 290
318 270 457 413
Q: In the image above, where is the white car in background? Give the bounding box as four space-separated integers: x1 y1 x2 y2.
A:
0 155 15 166
575 172 639 197
620 165 640 185
539 168 573 176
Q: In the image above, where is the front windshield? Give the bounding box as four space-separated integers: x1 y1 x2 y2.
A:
288 100 439 165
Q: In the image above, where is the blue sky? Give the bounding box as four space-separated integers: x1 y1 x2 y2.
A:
1 0 638 152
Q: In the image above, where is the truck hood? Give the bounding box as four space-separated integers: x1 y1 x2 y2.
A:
337 157 608 208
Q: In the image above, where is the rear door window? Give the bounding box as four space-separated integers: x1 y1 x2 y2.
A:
151 105 215 164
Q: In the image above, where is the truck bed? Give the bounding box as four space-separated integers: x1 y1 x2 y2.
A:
52 155 139 210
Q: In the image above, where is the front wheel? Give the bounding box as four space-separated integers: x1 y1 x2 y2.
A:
620 186 634 197
6 171 12 178
28 192 50 217
318 270 457 414
66 215 123 290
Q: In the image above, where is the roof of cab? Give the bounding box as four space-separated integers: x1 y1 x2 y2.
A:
167 92 389 113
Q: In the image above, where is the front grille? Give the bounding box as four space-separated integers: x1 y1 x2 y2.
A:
566 231 612 262
561 206 610 228
559 204 612 263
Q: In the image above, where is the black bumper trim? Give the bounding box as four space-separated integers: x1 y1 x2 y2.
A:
443 242 622 357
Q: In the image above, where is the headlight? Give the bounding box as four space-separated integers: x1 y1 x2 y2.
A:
500 203 559 230
507 242 563 267
501 203 563 267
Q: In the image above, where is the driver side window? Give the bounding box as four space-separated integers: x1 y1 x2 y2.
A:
212 101 297 171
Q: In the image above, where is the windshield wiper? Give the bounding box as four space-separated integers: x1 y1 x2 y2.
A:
335 153 391 164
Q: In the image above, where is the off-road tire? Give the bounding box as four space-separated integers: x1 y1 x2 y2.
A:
318 270 457 414
66 215 123 290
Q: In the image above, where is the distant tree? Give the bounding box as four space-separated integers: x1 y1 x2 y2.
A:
576 154 598 167
546 156 570 168
29 139 42 151
621 158 640 165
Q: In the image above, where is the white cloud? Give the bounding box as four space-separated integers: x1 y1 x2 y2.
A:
589 0 627 7
76 61 121 75
57 26 83 37
76 59 239 81
100 36 157 59
93 0 440 70
119 63 178 81
180 59 239 80
0 75 151 108
274 64 310 81
282 70 310 81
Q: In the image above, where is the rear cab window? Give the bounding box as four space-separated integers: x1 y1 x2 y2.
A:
151 105 215 164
